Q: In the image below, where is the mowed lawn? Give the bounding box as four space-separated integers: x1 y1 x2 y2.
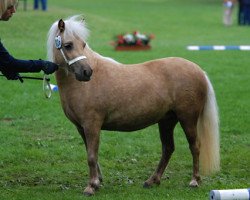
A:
0 0 249 199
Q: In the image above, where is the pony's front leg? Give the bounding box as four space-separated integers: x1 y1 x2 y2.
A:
83 126 101 196
77 126 103 184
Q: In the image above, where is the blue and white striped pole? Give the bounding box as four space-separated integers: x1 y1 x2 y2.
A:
209 188 250 200
187 45 250 51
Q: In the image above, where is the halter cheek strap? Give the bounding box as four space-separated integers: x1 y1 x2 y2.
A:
55 35 87 66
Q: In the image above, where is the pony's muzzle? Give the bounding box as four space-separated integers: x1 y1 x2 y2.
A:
75 67 93 82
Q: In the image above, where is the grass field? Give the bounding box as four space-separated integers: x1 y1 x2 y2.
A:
0 0 249 199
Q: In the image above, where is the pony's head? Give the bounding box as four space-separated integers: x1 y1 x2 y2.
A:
47 15 92 81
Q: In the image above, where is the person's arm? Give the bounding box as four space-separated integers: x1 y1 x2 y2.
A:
0 41 58 76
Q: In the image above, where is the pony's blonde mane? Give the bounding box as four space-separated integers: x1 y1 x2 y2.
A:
47 15 89 62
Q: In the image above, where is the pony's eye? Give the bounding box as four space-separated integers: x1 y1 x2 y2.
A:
64 43 73 51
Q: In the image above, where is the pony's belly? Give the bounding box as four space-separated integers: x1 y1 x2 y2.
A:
102 122 156 132
102 112 164 132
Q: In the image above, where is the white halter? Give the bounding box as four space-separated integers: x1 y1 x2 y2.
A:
55 35 86 66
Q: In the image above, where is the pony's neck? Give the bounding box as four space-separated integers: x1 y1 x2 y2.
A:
84 44 120 68
83 45 99 68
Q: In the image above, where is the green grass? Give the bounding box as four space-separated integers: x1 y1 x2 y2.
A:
0 0 249 199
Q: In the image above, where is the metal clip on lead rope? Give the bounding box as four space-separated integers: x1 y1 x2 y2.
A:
43 74 52 98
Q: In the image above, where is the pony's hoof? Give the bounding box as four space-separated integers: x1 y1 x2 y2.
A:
99 177 103 183
83 192 94 197
143 182 152 188
189 180 199 187
83 186 95 196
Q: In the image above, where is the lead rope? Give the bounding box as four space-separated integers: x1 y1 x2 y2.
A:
1 74 52 99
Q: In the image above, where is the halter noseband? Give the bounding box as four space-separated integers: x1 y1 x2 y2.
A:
55 35 87 66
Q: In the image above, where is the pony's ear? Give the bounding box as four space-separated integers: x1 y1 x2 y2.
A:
58 19 65 32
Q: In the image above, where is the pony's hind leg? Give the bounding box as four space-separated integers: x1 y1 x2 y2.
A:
179 117 201 187
144 112 178 188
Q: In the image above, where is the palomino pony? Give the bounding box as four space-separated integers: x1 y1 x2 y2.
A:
47 16 220 196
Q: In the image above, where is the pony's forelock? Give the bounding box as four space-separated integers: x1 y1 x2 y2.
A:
47 15 89 62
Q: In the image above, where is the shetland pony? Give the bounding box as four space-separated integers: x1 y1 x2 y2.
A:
47 16 220 196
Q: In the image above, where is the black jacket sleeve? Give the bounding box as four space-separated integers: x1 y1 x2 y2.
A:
0 41 44 73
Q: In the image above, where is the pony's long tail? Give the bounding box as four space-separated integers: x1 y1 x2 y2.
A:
197 74 220 175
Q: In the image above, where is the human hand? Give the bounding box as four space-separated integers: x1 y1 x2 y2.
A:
41 61 59 75
1 69 20 80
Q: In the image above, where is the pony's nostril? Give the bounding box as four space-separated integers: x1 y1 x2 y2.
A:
84 69 92 77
